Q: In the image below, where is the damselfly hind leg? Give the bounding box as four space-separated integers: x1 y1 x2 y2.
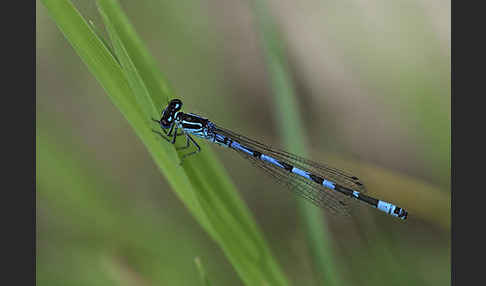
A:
152 128 186 142
176 135 191 151
171 126 179 144
179 134 201 165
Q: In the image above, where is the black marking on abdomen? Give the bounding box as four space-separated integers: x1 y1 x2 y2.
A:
280 161 293 171
309 173 324 184
335 184 379 207
394 208 407 219
357 194 378 207
334 185 354 197
253 150 262 158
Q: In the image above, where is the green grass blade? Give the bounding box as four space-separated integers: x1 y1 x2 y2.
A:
88 19 118 63
97 5 158 118
40 0 289 285
39 0 196 223
251 0 342 285
96 0 173 110
194 257 213 286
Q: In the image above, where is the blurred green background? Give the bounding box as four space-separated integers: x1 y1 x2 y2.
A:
36 0 450 285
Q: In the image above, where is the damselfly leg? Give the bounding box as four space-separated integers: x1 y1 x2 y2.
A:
151 118 183 142
151 118 201 164
179 134 201 162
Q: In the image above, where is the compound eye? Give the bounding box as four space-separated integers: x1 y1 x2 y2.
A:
169 99 183 111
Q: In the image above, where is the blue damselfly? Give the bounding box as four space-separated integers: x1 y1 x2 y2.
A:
152 99 408 220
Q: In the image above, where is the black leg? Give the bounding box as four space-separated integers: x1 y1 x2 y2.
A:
152 121 175 143
179 135 201 165
152 118 170 136
171 126 179 144
167 124 176 137
152 129 172 143
153 126 187 144
155 123 175 143
151 120 202 165
176 135 191 151
152 118 166 133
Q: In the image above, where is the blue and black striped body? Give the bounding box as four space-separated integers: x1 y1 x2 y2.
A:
153 99 408 220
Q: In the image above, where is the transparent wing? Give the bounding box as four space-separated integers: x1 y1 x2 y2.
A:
238 151 351 215
213 124 366 194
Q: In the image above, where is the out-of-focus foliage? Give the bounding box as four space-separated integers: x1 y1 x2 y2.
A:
37 0 450 285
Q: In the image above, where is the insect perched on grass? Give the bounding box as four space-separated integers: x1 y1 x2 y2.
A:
152 99 408 220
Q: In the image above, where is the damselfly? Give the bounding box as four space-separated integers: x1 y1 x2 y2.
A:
152 99 408 220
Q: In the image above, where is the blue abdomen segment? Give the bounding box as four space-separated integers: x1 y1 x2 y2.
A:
377 200 408 219
229 141 253 155
290 166 311 180
261 154 286 169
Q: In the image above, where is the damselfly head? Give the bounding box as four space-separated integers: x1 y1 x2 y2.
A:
159 99 183 128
